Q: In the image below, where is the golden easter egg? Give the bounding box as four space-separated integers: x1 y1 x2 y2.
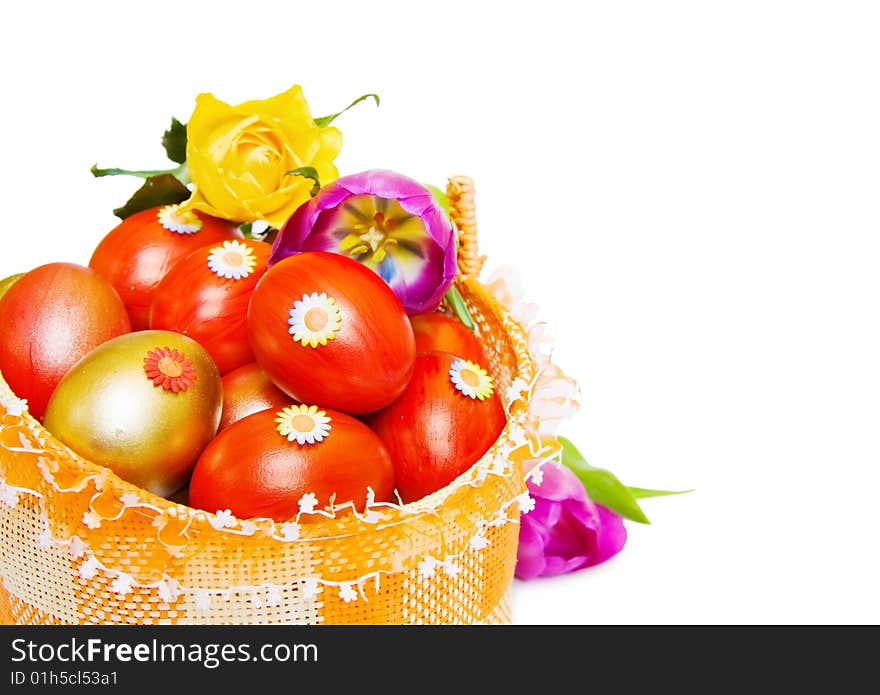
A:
43 330 223 497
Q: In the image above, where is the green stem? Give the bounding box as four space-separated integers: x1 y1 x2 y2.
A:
445 285 476 331
314 93 380 128
91 162 190 185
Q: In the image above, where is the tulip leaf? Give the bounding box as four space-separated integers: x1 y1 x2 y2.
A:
161 117 188 164
286 167 321 197
558 436 651 524
628 486 694 499
444 285 476 332
424 183 451 217
314 93 380 128
112 174 191 220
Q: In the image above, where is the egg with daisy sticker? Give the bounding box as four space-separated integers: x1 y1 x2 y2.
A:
248 251 416 414
368 350 507 503
150 239 271 374
89 205 241 330
189 404 394 522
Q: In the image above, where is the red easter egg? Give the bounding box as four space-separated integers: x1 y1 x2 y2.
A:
0 263 131 419
247 252 416 414
219 363 295 431
368 351 507 503
89 204 240 329
189 405 395 521
410 311 486 363
150 239 271 374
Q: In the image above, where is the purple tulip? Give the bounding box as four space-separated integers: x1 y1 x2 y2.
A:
269 169 458 314
516 461 627 579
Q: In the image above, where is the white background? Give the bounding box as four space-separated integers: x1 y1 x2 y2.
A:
2 1 878 624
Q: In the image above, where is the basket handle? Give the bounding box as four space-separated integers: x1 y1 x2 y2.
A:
447 176 486 278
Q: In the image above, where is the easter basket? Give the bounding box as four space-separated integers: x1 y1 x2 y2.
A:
0 177 566 625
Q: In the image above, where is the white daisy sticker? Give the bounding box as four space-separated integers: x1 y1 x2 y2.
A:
207 240 258 280
449 359 495 400
288 292 342 348
157 204 202 234
276 405 331 445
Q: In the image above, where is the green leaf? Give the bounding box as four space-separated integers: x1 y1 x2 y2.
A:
286 167 321 197
161 117 187 164
314 93 380 128
424 183 451 216
628 486 694 499
558 436 651 524
112 174 191 220
444 285 476 332
91 162 189 184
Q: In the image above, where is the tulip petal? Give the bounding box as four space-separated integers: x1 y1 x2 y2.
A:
514 517 548 580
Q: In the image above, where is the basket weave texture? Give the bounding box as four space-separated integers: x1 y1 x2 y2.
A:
0 178 548 625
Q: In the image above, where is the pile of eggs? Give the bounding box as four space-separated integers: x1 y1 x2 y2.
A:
0 205 507 522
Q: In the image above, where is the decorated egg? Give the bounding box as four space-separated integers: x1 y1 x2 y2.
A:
0 263 131 420
247 251 416 414
219 362 295 431
89 204 240 329
410 311 486 363
150 239 271 374
189 404 394 522
368 351 507 503
43 330 222 497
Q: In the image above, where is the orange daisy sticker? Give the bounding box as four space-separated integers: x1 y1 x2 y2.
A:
144 347 197 392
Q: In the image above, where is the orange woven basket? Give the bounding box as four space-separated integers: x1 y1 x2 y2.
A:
0 177 554 625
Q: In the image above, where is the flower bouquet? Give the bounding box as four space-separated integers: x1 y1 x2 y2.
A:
0 85 682 624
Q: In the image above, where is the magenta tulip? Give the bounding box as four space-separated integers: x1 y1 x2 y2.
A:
516 462 627 579
269 169 458 314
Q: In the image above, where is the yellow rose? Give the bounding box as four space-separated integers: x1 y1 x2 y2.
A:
179 85 342 228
